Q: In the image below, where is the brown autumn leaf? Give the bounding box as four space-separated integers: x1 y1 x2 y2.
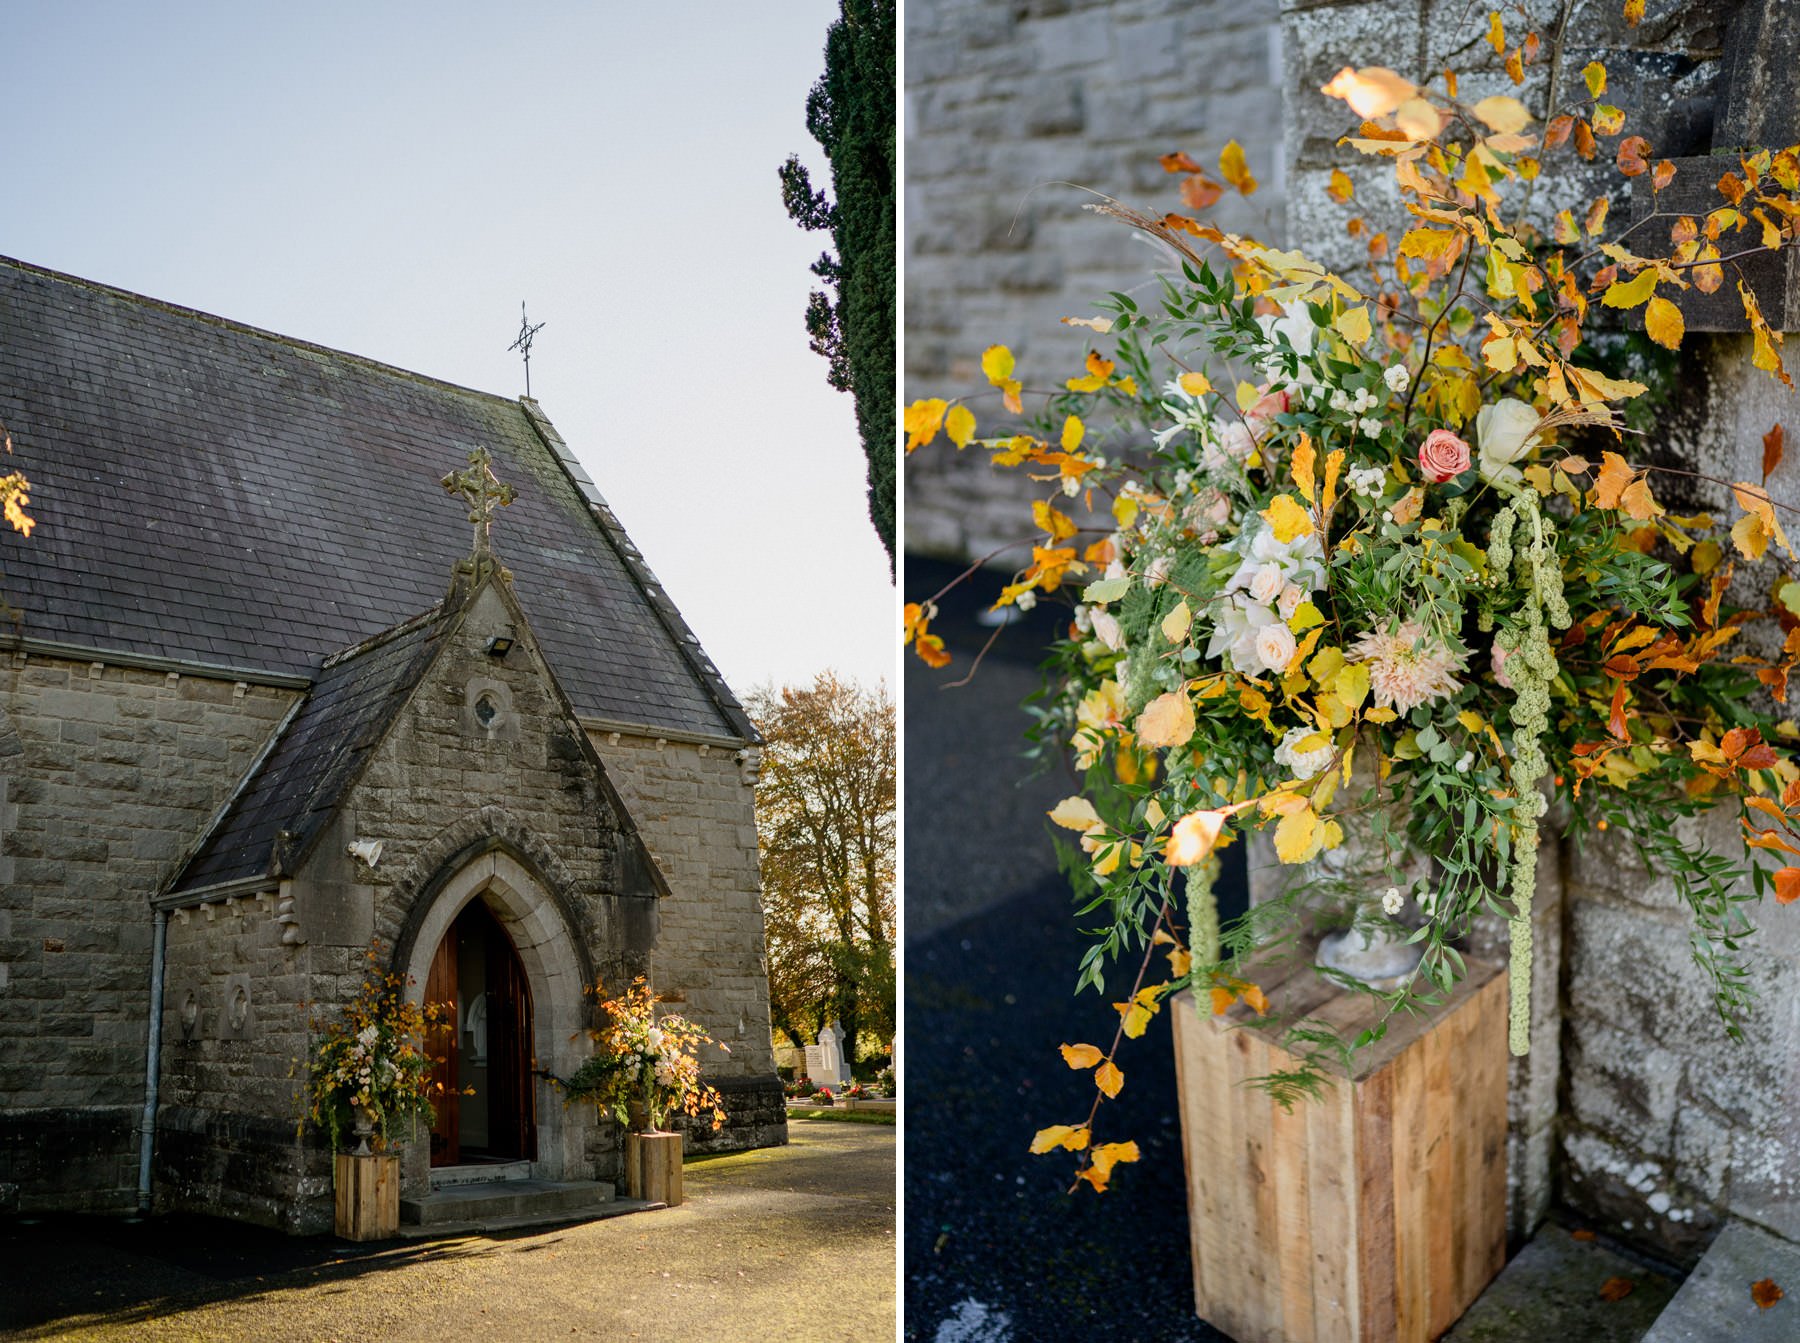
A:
1159 151 1202 174
1775 870 1800 906
1544 115 1574 149
1599 1276 1636 1303
1617 135 1651 177
1572 1228 1597 1242
1593 451 1637 508
1653 158 1676 190
1753 1277 1785 1309
1181 174 1224 211
1766 423 1786 481
1575 119 1598 161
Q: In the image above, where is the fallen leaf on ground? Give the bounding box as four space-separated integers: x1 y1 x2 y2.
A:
1599 1276 1635 1302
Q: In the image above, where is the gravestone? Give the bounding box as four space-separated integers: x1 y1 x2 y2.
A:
804 1021 851 1088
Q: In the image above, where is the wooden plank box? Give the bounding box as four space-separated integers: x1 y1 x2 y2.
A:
1171 950 1507 1343
625 1131 684 1207
333 1153 400 1242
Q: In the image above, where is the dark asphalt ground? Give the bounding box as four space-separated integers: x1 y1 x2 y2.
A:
904 555 1244 1343
0 1119 893 1342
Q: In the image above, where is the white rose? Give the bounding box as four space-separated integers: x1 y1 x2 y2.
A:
1384 364 1411 394
1278 582 1305 621
1247 561 1285 606
1091 608 1125 651
1254 621 1297 673
1475 398 1542 486
1205 421 1255 471
1206 598 1276 675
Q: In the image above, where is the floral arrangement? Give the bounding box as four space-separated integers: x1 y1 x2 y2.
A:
814 1086 836 1104
906 9 1800 1191
297 943 448 1154
783 1073 816 1098
558 977 727 1133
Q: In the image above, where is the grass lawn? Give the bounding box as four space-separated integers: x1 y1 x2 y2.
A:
784 1106 896 1125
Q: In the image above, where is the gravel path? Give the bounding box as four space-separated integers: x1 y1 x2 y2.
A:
1 1119 893 1343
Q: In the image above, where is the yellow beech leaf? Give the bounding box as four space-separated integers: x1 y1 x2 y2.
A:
1733 483 1795 558
1061 415 1085 453
1328 168 1354 203
1060 1043 1104 1070
1049 797 1102 831
1620 478 1664 521
1322 448 1345 512
1487 10 1505 53
1334 306 1372 346
904 399 948 452
1644 296 1684 350
1602 268 1659 309
1030 1124 1090 1154
945 403 976 449
1235 380 1260 412
1273 802 1319 863
1732 511 1770 560
1334 661 1371 712
1472 95 1531 134
1115 999 1156 1039
1583 60 1606 97
982 345 1015 385
1095 1060 1124 1098
1210 986 1236 1015
1291 434 1317 498
1089 1140 1141 1180
1320 66 1418 120
1220 139 1257 195
1262 493 1313 543
1136 691 1197 749
1033 498 1078 541
1166 809 1227 866
1161 600 1193 644
1178 370 1212 396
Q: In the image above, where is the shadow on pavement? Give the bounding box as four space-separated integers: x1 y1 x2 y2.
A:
904 555 1242 1343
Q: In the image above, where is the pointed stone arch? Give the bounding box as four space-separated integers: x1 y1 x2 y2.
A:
392 841 597 1186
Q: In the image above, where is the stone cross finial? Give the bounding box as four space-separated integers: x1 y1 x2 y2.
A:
440 447 517 555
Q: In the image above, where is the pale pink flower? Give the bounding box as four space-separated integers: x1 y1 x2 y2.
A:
1417 429 1471 483
1348 621 1465 712
1254 622 1298 673
1491 639 1515 690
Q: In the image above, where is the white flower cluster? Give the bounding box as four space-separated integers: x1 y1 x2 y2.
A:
1204 524 1325 677
1274 724 1335 780
1347 464 1388 500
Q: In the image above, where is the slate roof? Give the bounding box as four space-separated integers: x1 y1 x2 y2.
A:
0 257 751 740
169 608 448 895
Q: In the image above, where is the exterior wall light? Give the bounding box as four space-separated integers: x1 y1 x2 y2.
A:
486 636 515 657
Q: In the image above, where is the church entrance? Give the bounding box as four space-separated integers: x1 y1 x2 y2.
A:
425 900 538 1168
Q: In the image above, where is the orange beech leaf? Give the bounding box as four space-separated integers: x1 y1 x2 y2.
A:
1623 0 1645 24
1753 1278 1786 1309
1600 1277 1636 1303
1774 869 1800 905
915 634 950 669
1645 296 1684 350
1719 170 1749 206
1592 451 1637 508
1328 168 1354 203
1765 423 1785 481
1181 175 1225 210
1319 66 1417 120
1617 136 1651 176
1095 1060 1124 1098
1220 139 1257 195
1060 1042 1104 1070
1544 116 1574 150
1505 47 1525 85
1159 150 1202 174
1114 997 1157 1038
1653 158 1675 190
1089 1140 1141 1181
1575 119 1597 161
1608 683 1630 741
1166 808 1227 866
1240 983 1269 1014
1074 1164 1110 1193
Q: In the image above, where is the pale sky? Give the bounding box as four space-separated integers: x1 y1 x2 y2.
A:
1 1 893 699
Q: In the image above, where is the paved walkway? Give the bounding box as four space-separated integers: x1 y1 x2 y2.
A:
0 1120 893 1343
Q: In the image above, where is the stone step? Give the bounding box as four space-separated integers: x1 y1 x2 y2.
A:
1445 1221 1681 1342
429 1159 532 1190
401 1177 613 1227
394 1195 662 1240
1643 1221 1800 1341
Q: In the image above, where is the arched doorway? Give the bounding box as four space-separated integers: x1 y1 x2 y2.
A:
425 899 537 1167
399 846 593 1185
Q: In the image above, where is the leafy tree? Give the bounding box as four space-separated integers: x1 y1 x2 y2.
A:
748 672 895 1071
779 0 896 570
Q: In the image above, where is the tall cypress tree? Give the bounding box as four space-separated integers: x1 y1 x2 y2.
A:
780 0 896 570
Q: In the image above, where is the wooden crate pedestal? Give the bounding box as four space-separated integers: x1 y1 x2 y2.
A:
625 1131 684 1206
1171 952 1508 1343
333 1153 400 1241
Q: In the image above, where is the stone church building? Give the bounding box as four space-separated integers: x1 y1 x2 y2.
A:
0 257 785 1232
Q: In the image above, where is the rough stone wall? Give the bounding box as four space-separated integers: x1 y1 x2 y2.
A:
1277 0 1795 1264
904 0 1287 562
590 730 786 1152
0 655 294 1214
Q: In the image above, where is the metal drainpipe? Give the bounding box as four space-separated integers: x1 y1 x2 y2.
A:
136 907 168 1215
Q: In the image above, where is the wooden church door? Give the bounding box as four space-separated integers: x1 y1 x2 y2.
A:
426 900 538 1167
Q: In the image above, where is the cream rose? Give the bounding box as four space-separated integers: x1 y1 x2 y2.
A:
1475 398 1543 485
1417 428 1471 483
1091 608 1124 651
1254 621 1297 673
1247 561 1285 605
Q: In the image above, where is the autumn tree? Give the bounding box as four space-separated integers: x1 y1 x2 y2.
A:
778 0 896 570
748 672 895 1071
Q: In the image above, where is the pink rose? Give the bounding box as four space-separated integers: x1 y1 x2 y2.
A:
1491 640 1515 691
1245 386 1290 437
1417 429 1472 483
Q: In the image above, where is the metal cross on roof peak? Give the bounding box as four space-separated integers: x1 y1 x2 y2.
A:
508 301 546 398
440 447 517 555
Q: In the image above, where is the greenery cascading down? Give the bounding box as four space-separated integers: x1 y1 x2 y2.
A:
778 0 897 569
1482 491 1569 1055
